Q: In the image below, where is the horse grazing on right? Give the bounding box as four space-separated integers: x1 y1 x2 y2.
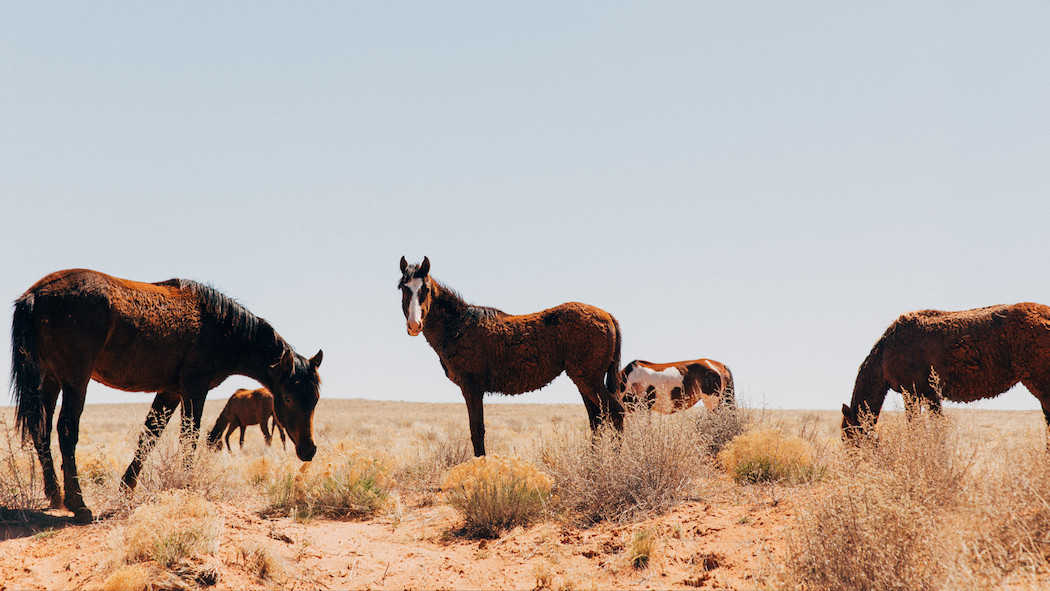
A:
842 302 1050 440
398 256 625 457
207 388 286 451
619 358 735 413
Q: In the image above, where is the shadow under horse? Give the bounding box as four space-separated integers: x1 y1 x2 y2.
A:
398 256 625 456
842 302 1050 440
10 269 322 522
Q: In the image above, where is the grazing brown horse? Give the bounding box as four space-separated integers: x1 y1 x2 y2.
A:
398 256 625 457
10 269 322 522
842 303 1050 440
619 358 736 413
207 388 287 451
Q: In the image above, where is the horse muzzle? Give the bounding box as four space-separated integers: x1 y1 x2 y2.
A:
406 321 423 336
296 440 317 462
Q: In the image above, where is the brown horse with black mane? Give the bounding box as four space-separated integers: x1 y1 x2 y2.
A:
842 302 1050 440
619 358 736 413
207 387 287 451
398 257 625 457
10 269 322 522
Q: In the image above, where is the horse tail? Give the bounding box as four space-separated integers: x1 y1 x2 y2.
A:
11 293 44 443
721 366 737 410
605 315 622 395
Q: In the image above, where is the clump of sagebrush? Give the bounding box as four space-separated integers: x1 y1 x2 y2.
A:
442 455 553 538
718 427 820 484
534 410 704 524
783 409 967 591
690 407 748 457
395 432 474 493
262 453 391 521
112 490 221 568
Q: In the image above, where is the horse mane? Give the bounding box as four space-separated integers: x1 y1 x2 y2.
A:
427 279 508 321
159 279 293 363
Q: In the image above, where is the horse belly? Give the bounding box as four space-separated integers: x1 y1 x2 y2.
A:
625 367 685 414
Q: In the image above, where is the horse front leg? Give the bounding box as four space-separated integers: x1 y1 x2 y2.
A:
123 392 180 491
461 386 486 456
56 380 91 523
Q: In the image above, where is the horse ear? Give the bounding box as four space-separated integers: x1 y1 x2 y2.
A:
279 349 295 375
418 256 430 277
400 256 408 273
310 350 323 369
841 403 852 419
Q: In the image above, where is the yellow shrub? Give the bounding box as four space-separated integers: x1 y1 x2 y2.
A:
718 428 818 484
442 455 552 538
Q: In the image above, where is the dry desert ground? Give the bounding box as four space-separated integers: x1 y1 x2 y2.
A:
0 397 1048 590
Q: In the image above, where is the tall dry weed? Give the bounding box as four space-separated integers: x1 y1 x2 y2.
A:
534 410 706 524
784 409 976 591
0 414 46 517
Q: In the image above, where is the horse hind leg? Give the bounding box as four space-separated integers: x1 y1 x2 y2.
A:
56 378 92 523
31 376 63 509
260 416 273 447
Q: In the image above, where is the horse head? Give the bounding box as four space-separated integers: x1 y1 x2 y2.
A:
269 348 323 461
841 403 876 445
399 256 432 336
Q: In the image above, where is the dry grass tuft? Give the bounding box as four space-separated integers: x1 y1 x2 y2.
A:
238 542 287 583
718 427 819 484
442 455 553 538
113 490 222 568
534 411 705 524
628 528 657 569
262 453 392 521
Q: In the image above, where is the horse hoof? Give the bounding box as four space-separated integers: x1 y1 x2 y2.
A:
72 507 93 524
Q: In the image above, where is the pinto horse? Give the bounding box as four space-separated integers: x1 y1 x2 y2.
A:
619 358 736 413
398 257 625 456
842 302 1050 440
10 269 322 522
207 387 287 451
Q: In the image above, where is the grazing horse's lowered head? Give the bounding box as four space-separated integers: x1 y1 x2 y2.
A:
268 348 322 461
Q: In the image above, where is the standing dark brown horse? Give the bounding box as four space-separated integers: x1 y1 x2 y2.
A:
10 269 322 522
842 303 1050 440
619 358 736 413
398 257 624 457
206 387 287 451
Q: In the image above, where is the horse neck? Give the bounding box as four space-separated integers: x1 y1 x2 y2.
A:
850 342 888 419
231 320 287 389
420 282 472 352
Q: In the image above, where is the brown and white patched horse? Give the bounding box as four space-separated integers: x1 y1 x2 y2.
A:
10 269 322 522
398 256 625 457
618 359 736 413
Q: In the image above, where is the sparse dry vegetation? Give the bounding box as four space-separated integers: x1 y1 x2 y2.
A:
3 399 1050 589
442 455 553 538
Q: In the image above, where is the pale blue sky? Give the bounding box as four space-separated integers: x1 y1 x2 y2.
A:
3 3 1049 412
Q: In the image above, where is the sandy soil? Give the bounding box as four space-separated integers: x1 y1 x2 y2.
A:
0 484 793 590
0 401 1042 590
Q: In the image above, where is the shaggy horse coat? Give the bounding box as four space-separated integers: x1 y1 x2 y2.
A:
207 387 287 451
10 269 321 522
399 257 624 457
842 302 1050 439
619 358 736 413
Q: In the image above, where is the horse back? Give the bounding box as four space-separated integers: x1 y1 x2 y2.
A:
880 303 1049 401
23 269 203 391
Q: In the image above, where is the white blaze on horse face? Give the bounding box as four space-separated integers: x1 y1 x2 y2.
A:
405 278 424 335
624 365 685 414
